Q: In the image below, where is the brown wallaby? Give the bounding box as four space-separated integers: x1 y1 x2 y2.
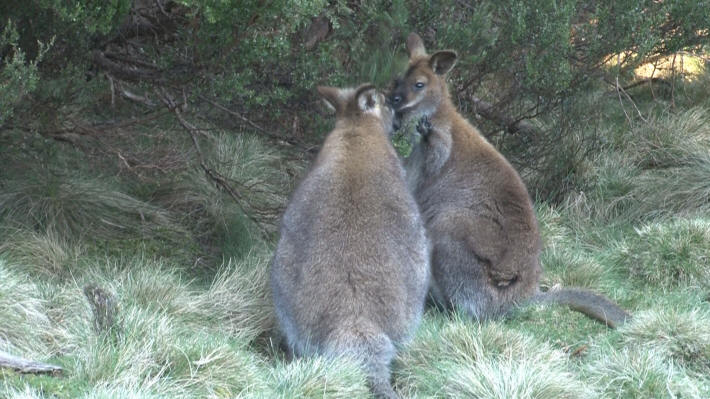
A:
270 83 430 398
388 33 630 328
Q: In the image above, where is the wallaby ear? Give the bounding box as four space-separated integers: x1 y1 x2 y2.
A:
429 50 458 75
317 86 342 113
406 32 427 59
355 83 378 111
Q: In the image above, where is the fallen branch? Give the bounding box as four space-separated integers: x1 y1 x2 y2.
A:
0 351 62 375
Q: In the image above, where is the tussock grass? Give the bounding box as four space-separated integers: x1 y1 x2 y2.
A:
0 228 83 279
535 204 573 249
68 302 268 397
162 332 269 397
628 107 710 170
611 218 710 288
267 356 370 399
79 385 165 399
0 259 51 356
620 308 710 374
0 172 177 241
629 151 710 219
567 153 639 223
443 354 591 399
577 108 710 221
540 246 605 289
71 306 176 387
395 314 589 398
0 385 45 399
160 133 296 255
584 347 707 398
187 252 274 343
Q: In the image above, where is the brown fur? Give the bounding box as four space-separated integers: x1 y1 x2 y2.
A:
270 84 430 398
389 33 630 327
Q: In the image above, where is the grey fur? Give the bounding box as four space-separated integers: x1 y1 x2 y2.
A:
270 84 430 398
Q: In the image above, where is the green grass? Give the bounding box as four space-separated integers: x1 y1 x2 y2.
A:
2 72 710 398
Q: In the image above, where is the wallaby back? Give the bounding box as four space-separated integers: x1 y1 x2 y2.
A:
270 83 430 398
390 33 629 327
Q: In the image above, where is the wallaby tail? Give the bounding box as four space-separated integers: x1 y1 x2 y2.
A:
531 288 631 328
327 331 399 399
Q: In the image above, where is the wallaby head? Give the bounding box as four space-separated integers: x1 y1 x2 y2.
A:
390 33 457 120
318 83 398 135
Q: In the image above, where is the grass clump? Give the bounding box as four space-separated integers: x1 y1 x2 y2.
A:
627 107 710 170
611 218 710 288
187 252 274 343
267 356 370 399
160 133 298 257
0 171 176 241
628 152 710 219
620 308 710 374
163 332 269 397
0 228 83 279
443 354 591 399
0 259 51 356
540 246 605 290
394 314 590 398
585 347 707 398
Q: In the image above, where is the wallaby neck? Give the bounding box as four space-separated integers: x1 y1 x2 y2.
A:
430 96 463 128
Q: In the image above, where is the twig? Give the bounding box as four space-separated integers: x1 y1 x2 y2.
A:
469 96 540 136
197 94 265 132
615 76 647 124
621 78 670 91
196 94 305 148
0 351 62 375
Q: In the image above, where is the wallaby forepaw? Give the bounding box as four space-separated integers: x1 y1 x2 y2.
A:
416 116 432 137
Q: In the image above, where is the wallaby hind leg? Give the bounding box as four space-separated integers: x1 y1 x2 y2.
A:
363 337 399 399
430 239 495 320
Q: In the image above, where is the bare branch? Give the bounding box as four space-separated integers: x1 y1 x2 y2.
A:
0 351 62 375
470 96 540 137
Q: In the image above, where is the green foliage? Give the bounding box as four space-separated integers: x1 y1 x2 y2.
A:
0 21 48 125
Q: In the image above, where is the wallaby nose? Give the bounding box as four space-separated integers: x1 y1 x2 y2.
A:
392 95 402 106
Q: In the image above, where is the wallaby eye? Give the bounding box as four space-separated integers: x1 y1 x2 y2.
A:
414 82 425 89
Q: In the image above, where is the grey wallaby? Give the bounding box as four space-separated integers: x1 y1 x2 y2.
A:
388 33 630 328
270 83 430 398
